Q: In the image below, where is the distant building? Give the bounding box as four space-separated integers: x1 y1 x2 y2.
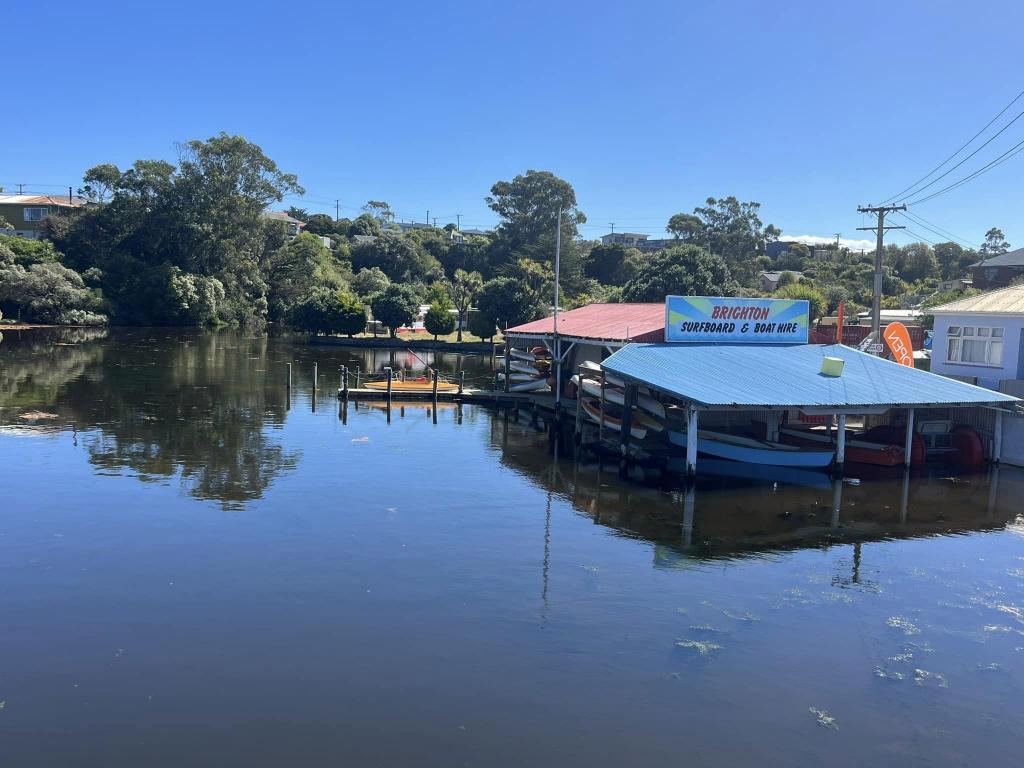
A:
352 234 378 245
599 233 680 252
263 211 305 238
0 194 88 239
759 270 804 292
939 277 973 293
969 248 1024 289
460 228 493 238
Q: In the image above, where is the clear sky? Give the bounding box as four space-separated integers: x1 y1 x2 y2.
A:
5 0 1023 252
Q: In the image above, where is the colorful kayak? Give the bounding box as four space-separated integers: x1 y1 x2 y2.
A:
668 429 834 468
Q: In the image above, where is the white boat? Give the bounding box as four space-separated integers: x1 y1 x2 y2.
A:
496 357 547 375
510 348 539 362
572 376 666 419
580 397 648 440
499 376 550 393
668 429 834 468
577 360 650 394
498 371 539 383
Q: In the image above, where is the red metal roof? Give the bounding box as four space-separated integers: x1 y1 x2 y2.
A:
505 303 665 342
0 194 88 207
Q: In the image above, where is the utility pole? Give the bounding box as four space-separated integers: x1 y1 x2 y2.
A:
834 233 841 249
16 183 25 194
856 204 906 343
426 210 429 227
456 214 461 231
553 208 563 413
609 222 615 234
335 199 340 221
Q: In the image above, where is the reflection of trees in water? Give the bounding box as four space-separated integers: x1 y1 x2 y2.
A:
0 327 109 407
2 329 299 510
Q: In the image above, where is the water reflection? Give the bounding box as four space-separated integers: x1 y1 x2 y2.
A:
491 412 1021 560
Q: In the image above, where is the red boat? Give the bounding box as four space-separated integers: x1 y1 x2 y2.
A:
778 426 914 467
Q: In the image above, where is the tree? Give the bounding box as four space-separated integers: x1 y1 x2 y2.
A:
347 213 382 239
891 242 938 283
486 171 586 283
467 310 496 341
666 213 704 242
475 277 541 330
303 213 336 236
289 287 346 335
337 292 367 336
286 206 309 222
775 282 827 321
584 243 634 285
0 261 106 325
362 200 394 226
450 269 483 342
934 242 976 280
351 231 442 283
776 270 797 289
351 266 390 298
371 283 420 339
980 227 1010 259
263 232 336 321
621 245 738 302
78 163 122 202
424 301 456 340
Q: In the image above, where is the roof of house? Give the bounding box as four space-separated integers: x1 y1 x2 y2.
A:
0 194 88 207
760 271 804 281
263 211 305 225
927 284 1024 315
505 303 665 342
601 342 1018 410
969 247 1024 268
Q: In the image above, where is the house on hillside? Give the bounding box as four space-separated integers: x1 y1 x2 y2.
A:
969 248 1024 289
0 194 88 239
263 211 305 238
759 270 803 292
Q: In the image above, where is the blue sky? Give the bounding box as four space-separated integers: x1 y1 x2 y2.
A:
5 0 1023 251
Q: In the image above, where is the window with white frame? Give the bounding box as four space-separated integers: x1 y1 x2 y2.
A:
946 325 1004 366
23 206 48 222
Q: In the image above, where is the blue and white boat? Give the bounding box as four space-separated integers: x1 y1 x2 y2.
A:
668 429 834 468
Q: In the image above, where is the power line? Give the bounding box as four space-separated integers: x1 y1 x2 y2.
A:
905 136 1024 206
881 87 1024 204
896 211 977 249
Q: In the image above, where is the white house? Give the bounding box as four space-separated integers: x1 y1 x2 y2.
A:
927 285 1024 389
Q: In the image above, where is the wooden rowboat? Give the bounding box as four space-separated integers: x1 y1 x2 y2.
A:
365 379 460 393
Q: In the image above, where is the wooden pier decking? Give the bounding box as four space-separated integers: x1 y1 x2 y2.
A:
337 387 558 407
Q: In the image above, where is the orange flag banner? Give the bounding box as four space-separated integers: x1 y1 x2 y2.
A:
883 322 914 367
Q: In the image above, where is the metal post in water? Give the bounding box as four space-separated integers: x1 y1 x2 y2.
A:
685 405 699 479
503 349 511 393
432 368 439 406
286 362 292 389
313 362 318 391
994 409 1004 464
458 370 465 395
355 367 361 388
903 407 915 468
385 366 393 409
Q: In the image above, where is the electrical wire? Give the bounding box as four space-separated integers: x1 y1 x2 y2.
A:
880 87 1024 204
895 211 978 249
905 137 1024 206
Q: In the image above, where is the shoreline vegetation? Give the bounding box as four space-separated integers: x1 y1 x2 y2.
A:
1 132 1001 338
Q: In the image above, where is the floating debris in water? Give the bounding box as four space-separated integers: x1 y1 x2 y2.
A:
874 667 905 681
689 624 729 635
675 640 722 656
914 669 949 688
351 436 370 444
887 617 921 635
809 707 838 730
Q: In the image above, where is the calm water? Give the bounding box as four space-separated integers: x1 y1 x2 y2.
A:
1 328 1023 766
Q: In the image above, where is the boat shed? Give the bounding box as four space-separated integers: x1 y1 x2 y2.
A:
600 342 1020 475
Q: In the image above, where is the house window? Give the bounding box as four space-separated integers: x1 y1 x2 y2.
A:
946 325 1004 366
23 206 49 222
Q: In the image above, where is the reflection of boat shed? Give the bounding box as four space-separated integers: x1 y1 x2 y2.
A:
601 341 1019 475
504 302 665 371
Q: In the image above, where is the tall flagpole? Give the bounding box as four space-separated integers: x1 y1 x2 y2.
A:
553 207 562 414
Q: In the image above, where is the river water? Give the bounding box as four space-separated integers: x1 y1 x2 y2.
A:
1 328 1023 766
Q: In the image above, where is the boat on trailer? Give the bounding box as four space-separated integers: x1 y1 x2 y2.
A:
668 429 834 468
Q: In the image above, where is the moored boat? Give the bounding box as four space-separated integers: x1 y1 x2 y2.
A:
572 376 666 419
580 397 648 440
778 427 904 467
498 375 550 393
365 378 460 393
668 429 834 468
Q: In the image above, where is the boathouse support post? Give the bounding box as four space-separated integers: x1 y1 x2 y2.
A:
835 414 847 470
574 366 583 443
685 405 699 479
682 484 696 548
458 370 465 395
994 409 1004 464
620 384 636 462
503 349 511 393
599 371 607 442
286 362 292 389
903 408 915 468
313 362 317 391
341 366 348 399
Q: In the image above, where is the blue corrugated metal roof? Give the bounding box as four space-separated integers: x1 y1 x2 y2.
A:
601 343 1019 409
